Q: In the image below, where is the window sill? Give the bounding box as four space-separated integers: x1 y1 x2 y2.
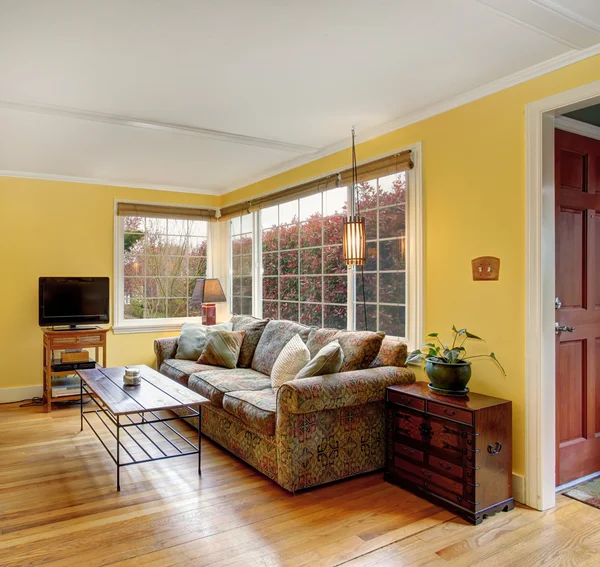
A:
113 319 202 335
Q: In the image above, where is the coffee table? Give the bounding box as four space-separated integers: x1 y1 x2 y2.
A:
77 364 208 490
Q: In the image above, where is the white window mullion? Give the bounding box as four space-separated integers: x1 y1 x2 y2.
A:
253 211 262 318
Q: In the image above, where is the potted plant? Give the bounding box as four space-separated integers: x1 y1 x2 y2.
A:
407 326 506 396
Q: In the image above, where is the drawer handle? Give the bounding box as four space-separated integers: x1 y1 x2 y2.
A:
443 408 456 416
438 461 452 471
488 442 502 455
403 447 415 455
401 397 411 404
420 469 432 478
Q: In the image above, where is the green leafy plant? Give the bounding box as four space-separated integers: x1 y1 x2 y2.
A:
407 326 506 375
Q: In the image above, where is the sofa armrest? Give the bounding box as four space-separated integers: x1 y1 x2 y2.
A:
154 337 179 370
277 366 415 415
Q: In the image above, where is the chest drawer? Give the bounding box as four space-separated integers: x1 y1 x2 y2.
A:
394 408 426 441
389 391 425 411
394 457 463 494
394 441 424 463
429 455 463 478
428 401 473 426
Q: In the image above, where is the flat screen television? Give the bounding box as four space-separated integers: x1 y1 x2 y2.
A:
39 277 110 328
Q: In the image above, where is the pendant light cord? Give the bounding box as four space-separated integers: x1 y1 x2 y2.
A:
352 127 368 332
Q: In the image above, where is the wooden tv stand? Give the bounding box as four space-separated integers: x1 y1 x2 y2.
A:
42 327 109 413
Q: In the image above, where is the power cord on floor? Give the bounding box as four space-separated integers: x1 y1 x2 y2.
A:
0 397 91 408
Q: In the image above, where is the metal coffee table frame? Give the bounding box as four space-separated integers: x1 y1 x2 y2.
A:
80 381 201 491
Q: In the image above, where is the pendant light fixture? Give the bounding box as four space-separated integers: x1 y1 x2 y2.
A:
342 127 367 266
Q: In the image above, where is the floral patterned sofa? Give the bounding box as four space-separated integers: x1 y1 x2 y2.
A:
154 317 415 492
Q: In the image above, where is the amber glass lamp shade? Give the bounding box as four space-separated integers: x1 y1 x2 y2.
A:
342 216 366 266
191 278 227 325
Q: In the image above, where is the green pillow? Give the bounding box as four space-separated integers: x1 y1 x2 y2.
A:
198 329 246 369
175 322 233 361
295 340 343 379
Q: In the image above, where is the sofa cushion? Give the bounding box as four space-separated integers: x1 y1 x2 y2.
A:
231 315 270 368
306 328 385 372
175 321 233 361
159 359 216 386
222 389 277 437
370 338 408 368
198 329 246 369
252 320 312 376
296 340 344 379
188 368 271 407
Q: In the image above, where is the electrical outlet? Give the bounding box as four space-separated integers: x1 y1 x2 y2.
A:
472 256 500 281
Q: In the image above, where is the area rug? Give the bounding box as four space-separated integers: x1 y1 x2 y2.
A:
564 477 600 510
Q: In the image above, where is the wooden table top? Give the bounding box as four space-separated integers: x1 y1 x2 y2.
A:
77 364 208 416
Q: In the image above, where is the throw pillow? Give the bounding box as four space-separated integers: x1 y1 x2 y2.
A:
296 340 343 380
198 329 246 369
305 328 385 371
231 315 270 368
270 334 310 389
252 320 312 376
175 322 233 361
370 339 408 368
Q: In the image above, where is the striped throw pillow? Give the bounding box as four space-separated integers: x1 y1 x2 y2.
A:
270 334 310 389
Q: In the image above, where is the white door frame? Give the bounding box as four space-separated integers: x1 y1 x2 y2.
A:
525 80 600 511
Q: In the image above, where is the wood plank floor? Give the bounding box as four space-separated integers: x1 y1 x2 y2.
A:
1 404 599 567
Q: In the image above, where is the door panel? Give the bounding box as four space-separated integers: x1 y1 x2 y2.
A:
556 208 585 309
557 339 586 444
559 149 585 192
555 128 600 486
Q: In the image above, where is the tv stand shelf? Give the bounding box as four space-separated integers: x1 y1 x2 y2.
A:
42 328 109 413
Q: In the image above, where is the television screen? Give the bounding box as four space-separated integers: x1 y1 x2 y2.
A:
39 277 109 327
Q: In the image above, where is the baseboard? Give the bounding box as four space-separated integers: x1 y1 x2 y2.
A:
513 473 525 504
0 385 43 404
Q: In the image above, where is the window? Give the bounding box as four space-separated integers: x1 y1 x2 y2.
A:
116 207 211 331
261 187 348 329
355 172 407 337
230 214 253 316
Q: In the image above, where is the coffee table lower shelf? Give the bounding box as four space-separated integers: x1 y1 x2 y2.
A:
80 383 201 491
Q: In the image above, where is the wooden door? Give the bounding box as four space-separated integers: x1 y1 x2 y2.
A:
555 128 600 486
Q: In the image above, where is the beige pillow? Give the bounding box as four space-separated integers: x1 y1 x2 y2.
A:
270 334 310 389
296 340 344 379
198 329 246 369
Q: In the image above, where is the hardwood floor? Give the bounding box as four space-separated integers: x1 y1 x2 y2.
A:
1 404 599 567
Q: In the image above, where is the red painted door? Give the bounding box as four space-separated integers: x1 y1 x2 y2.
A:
555 128 600 486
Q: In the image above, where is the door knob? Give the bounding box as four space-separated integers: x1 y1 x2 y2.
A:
555 322 575 334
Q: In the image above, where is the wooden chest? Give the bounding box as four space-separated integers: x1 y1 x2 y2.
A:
385 382 514 525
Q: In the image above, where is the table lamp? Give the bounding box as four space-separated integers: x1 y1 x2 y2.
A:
191 278 227 326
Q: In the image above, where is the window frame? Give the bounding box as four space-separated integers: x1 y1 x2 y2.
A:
243 142 423 348
113 200 215 334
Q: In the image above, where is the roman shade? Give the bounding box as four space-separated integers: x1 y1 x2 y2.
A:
218 149 413 221
117 202 218 221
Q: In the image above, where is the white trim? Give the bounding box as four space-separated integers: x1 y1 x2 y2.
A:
225 44 600 194
0 170 224 195
526 79 600 511
512 473 526 504
0 98 318 154
406 142 424 351
0 385 43 404
112 320 193 335
555 115 600 140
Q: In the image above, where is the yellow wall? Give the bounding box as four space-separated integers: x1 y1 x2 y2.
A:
222 54 600 476
0 178 218 391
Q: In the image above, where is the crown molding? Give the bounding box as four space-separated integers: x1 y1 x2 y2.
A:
0 99 318 154
532 0 600 34
555 115 600 140
223 43 600 195
0 170 223 195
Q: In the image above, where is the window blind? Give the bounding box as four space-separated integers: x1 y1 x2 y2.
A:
117 203 218 221
218 149 413 222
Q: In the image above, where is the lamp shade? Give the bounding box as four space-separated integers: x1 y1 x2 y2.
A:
191 278 227 304
342 216 366 266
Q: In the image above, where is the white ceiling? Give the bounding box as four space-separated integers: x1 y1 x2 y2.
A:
1 0 600 194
